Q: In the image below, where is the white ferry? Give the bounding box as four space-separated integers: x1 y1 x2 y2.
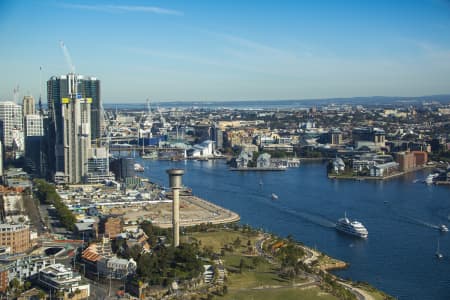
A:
336 213 368 239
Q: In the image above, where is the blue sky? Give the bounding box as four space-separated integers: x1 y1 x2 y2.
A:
1 0 450 102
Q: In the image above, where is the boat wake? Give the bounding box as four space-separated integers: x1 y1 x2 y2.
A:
277 205 336 228
398 214 439 230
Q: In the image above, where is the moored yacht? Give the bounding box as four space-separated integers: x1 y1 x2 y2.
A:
336 213 368 238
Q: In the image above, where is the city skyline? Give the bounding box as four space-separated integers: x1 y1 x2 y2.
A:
1 0 450 102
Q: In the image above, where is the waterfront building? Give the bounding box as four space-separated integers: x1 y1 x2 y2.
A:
257 153 271 168
0 223 30 253
369 162 399 177
22 95 35 116
0 101 23 149
396 151 416 172
332 157 345 173
412 151 428 166
37 264 90 299
235 150 253 168
187 140 215 158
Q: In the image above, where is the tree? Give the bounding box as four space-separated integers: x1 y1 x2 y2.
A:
233 237 241 248
239 258 245 273
38 290 47 300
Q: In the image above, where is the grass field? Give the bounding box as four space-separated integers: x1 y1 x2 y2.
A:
183 230 259 253
224 254 292 289
218 287 339 300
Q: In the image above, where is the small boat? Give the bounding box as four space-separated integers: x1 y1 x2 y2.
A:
439 224 448 232
271 193 279 200
425 173 438 185
436 239 443 259
134 163 144 172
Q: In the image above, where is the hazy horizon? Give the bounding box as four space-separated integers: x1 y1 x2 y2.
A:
2 0 450 102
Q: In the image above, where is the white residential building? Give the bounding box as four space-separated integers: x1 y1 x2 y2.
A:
0 101 23 148
24 114 44 137
38 264 90 299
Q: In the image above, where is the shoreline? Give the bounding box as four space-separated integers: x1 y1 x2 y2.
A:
328 165 431 181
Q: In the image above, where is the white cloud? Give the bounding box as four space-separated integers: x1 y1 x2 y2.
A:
61 3 183 16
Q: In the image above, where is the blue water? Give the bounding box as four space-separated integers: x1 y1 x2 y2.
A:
140 159 450 300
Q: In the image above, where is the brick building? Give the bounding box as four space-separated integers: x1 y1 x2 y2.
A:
396 152 416 172
0 224 30 253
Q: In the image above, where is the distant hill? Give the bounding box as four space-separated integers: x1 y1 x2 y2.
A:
104 94 450 109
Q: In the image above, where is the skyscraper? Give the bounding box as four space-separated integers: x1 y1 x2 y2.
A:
47 74 101 143
47 73 92 183
24 114 44 176
22 95 35 116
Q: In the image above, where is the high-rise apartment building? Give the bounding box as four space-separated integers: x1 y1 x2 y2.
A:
47 73 93 183
24 114 44 176
24 114 43 137
22 95 35 116
47 74 101 142
0 102 23 148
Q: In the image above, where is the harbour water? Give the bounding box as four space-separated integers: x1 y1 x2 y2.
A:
140 158 450 300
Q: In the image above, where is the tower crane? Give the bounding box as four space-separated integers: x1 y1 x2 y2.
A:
13 84 20 104
38 66 43 115
59 40 75 73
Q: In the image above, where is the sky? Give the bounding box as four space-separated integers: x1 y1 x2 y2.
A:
1 0 450 103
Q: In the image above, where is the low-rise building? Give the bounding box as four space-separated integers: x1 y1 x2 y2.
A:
98 257 137 280
37 264 90 300
2 254 56 283
261 143 293 153
370 162 399 177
